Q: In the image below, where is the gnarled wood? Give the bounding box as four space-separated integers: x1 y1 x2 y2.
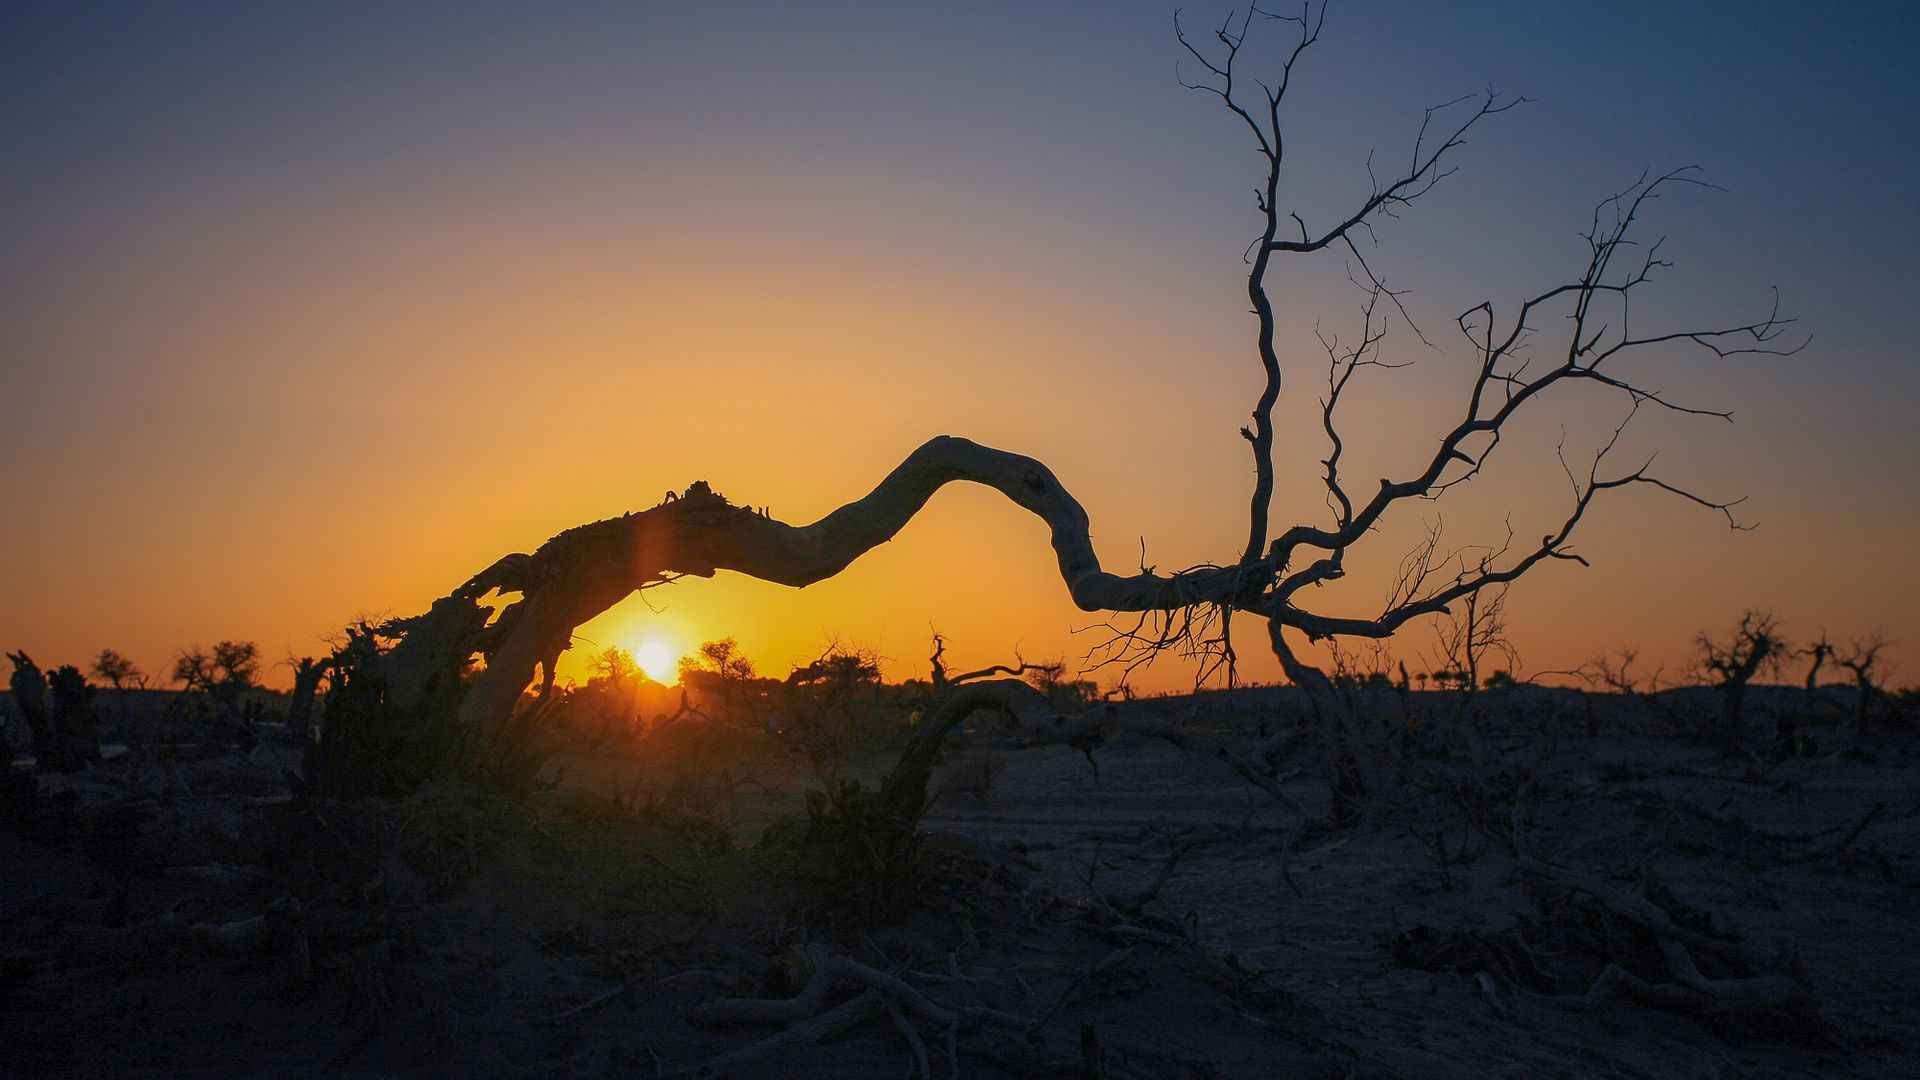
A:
368 14 1793 746
382 437 1266 733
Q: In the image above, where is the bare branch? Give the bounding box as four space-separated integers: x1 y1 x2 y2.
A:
1177 4 1328 564
1269 399 1751 640
1266 91 1527 258
1263 170 1798 645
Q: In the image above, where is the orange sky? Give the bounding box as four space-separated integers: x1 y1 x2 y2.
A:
4 4 1915 694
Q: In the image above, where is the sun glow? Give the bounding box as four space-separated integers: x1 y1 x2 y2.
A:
631 638 680 684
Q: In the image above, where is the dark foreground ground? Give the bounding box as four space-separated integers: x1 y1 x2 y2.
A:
3 688 1915 1078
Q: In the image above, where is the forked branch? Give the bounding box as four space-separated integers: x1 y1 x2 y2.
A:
368 5 1802 736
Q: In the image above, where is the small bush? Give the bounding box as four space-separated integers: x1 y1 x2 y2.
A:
300 634 554 802
788 777 923 927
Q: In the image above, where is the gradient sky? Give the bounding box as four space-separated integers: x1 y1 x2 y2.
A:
4 2 1916 692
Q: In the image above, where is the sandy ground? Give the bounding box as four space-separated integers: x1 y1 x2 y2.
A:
3 692 1916 1078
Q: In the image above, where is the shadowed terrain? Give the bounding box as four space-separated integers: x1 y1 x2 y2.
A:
4 678 1916 1078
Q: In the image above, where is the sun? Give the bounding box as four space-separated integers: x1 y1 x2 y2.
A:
631 638 680 684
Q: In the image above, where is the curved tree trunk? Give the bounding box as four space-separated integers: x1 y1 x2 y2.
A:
380 437 1266 735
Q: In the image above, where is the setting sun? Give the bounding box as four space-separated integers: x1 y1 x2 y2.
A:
7 5 1919 1074
631 638 680 684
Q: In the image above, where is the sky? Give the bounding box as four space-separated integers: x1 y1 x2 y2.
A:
3 1 1916 693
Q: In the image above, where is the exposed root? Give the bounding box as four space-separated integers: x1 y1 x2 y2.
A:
882 996 933 1080
678 945 1029 1078
1519 856 1825 1031
672 992 884 1078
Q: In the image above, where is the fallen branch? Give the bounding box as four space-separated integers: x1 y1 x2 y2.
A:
1518 856 1771 970
688 947 961 1030
1520 856 1820 1024
671 992 884 1078
882 996 933 1080
679 945 1028 1077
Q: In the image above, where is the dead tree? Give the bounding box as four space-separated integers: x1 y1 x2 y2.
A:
286 656 332 744
1433 580 1518 695
47 665 101 771
363 5 1799 813
923 632 1058 734
90 649 143 729
927 633 1054 697
1836 634 1891 736
1802 634 1834 690
6 651 51 769
1581 648 1686 735
1697 611 1786 757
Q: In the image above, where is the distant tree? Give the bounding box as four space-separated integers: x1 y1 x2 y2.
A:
785 642 886 775
788 646 882 691
1801 633 1835 690
679 638 756 686
1697 611 1787 756
925 633 1056 697
566 646 653 743
589 645 642 688
173 639 261 718
172 647 215 693
91 648 146 728
677 637 765 724
1433 584 1518 701
1018 659 1096 708
91 648 141 692
1581 648 1687 733
211 640 260 690
1836 634 1891 736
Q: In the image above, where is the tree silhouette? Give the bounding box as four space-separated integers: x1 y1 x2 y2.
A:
1432 583 1517 702
1836 634 1891 736
368 4 1800 782
1802 633 1835 690
90 648 141 692
676 637 764 727
678 638 756 688
1697 611 1786 756
173 639 262 723
589 645 642 688
6 651 51 767
210 640 261 690
90 647 145 726
46 665 101 771
286 655 332 743
171 647 214 693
